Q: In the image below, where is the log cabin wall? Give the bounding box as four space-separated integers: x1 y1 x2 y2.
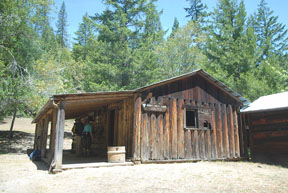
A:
68 97 135 158
248 109 288 162
106 97 134 158
136 74 244 161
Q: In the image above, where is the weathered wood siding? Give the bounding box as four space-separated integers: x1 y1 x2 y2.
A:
137 74 244 161
139 97 241 161
107 97 134 158
248 109 288 162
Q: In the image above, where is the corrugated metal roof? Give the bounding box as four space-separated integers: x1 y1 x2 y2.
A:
241 91 288 113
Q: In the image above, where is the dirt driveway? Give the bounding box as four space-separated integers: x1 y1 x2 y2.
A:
1 118 288 193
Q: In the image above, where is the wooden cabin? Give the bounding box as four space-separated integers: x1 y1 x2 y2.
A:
241 92 288 164
32 69 249 172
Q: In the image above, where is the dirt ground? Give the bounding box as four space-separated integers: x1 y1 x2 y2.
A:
1 118 288 193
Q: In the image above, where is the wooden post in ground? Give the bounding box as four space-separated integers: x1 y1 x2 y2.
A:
49 108 58 164
34 123 39 150
41 115 49 159
50 100 65 172
132 97 142 163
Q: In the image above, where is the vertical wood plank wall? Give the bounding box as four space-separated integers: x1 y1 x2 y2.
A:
139 97 242 161
108 97 135 158
136 74 245 161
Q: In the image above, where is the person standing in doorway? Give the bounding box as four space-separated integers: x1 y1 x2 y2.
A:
82 118 93 156
72 118 85 155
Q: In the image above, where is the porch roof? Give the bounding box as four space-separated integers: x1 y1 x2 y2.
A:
32 90 134 123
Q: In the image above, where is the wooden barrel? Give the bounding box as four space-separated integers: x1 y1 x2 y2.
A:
107 146 126 163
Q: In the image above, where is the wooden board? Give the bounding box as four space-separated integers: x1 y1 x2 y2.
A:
216 103 223 158
133 97 142 160
177 99 185 159
141 113 149 161
228 105 235 158
234 108 240 157
150 113 157 160
163 99 170 159
184 100 193 159
170 98 178 159
222 104 229 158
211 104 217 159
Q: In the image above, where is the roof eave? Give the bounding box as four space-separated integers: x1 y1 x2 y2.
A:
241 106 288 114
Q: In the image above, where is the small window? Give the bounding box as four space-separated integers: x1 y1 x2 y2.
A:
203 120 211 130
184 108 198 128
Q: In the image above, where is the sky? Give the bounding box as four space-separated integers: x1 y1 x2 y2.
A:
50 0 288 44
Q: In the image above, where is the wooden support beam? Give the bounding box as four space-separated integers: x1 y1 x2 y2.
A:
49 108 57 164
177 99 185 159
228 105 235 158
211 104 218 159
223 104 229 158
50 101 66 171
171 98 178 159
36 120 43 150
34 123 39 150
234 108 240 157
217 103 223 158
132 97 142 161
41 115 49 159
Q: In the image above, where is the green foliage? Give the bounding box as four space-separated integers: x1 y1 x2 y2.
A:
156 21 208 79
1 0 288 119
185 0 208 22
56 1 68 48
250 0 288 61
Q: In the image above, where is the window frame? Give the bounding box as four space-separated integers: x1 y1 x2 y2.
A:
184 107 199 130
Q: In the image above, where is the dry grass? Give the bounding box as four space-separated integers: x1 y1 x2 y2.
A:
0 118 288 193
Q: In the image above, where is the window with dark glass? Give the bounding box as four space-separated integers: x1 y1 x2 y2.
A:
184 109 198 128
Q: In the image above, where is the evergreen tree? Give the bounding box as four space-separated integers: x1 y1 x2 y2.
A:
206 0 257 94
185 0 208 23
250 0 288 62
169 17 179 38
89 0 164 90
157 21 208 79
56 1 69 48
73 13 95 61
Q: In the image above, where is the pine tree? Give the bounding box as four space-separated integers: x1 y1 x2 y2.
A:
169 18 179 38
206 0 257 94
73 13 95 61
56 1 68 48
89 0 164 90
185 0 208 23
250 0 288 61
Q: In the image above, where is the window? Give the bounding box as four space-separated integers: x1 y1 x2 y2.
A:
184 108 198 129
183 106 212 130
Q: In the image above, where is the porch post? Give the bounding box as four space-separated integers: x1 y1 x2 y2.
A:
34 123 39 150
132 97 141 163
41 115 49 159
49 108 58 164
51 100 66 172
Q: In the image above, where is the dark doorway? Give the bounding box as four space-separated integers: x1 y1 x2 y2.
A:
109 110 115 146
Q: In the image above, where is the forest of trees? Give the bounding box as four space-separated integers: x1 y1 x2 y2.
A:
1 0 288 119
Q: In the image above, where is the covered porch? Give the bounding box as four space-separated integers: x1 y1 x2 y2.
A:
32 91 135 172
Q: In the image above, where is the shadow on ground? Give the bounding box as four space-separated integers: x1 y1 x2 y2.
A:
251 156 288 169
0 131 34 154
26 149 49 171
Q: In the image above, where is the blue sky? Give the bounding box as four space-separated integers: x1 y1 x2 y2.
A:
50 0 288 44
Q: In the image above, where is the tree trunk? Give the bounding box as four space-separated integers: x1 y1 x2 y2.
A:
9 106 17 139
